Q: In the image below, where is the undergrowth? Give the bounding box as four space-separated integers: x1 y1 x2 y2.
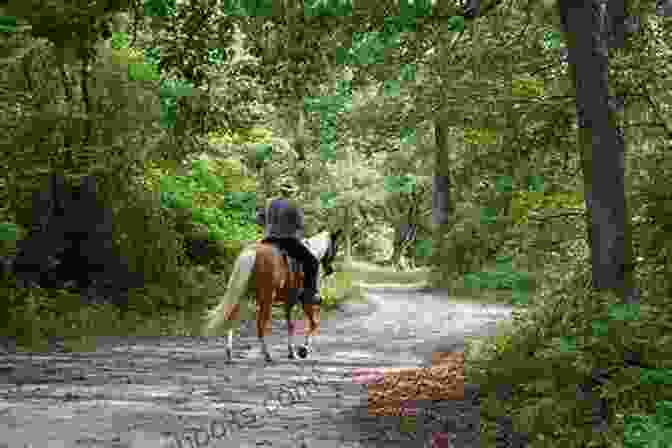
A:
0 259 360 351
465 265 672 448
431 175 672 447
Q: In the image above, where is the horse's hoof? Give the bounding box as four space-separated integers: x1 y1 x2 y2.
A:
288 351 296 359
297 346 308 358
264 354 274 363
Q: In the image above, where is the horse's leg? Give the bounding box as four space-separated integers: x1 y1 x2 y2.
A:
257 292 273 363
298 303 319 358
225 304 240 363
226 328 233 363
285 297 296 359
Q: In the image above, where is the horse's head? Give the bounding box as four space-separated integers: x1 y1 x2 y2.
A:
321 229 343 277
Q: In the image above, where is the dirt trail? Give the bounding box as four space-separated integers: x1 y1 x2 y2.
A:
0 285 515 447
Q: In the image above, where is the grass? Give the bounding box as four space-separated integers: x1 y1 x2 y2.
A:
339 259 430 288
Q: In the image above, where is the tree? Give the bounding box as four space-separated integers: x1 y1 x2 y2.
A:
557 0 638 301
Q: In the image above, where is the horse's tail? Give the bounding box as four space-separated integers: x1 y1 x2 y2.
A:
204 246 256 335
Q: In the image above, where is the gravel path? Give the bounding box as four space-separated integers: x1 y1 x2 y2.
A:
0 285 516 447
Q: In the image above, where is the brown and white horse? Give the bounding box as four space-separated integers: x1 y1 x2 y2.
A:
204 230 341 363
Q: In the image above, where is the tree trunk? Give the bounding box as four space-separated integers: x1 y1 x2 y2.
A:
558 2 641 431
389 241 404 271
432 118 454 228
344 206 352 264
388 222 417 271
344 138 354 265
558 0 637 299
430 118 456 278
389 237 414 271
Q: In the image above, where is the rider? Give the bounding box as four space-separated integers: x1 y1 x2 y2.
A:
259 196 321 305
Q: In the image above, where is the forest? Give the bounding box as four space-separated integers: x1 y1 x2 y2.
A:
0 0 671 446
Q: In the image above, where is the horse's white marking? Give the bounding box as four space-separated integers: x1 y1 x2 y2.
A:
204 231 332 362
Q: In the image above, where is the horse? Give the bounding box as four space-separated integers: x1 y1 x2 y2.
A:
204 229 342 363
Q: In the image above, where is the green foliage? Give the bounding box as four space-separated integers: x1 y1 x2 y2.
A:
128 61 160 82
399 64 416 82
4 4 668 443
220 0 273 16
414 238 433 259
470 282 672 448
144 47 162 66
319 191 338 209
431 176 539 306
111 31 129 50
480 206 498 224
511 190 585 225
382 79 401 97
399 0 432 18
462 127 498 146
400 126 416 145
253 143 273 164
0 286 90 349
318 116 338 141
137 154 257 281
624 403 672 448
207 48 226 66
512 76 546 99
0 171 194 339
304 0 353 17
489 330 515 356
0 15 18 33
0 222 19 243
384 174 417 194
156 78 194 129
446 15 466 33
319 139 337 162
335 79 353 98
304 95 350 116
110 47 145 66
109 187 185 286
542 30 563 50
160 78 195 98
208 127 273 147
463 265 535 294
156 158 257 247
343 31 396 66
429 203 490 279
495 175 514 193
379 16 410 36
305 91 346 163
527 175 545 193
143 0 176 17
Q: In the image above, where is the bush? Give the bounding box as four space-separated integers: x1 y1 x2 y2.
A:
101 173 185 288
427 202 513 289
467 262 672 448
